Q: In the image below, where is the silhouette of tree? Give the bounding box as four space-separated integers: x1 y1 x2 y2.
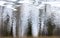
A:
47 17 55 36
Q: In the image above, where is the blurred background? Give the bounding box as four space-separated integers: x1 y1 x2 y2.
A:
0 0 60 38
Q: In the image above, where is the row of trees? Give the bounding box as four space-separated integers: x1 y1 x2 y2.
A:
0 0 60 37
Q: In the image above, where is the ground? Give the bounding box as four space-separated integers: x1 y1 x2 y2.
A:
0 36 60 38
